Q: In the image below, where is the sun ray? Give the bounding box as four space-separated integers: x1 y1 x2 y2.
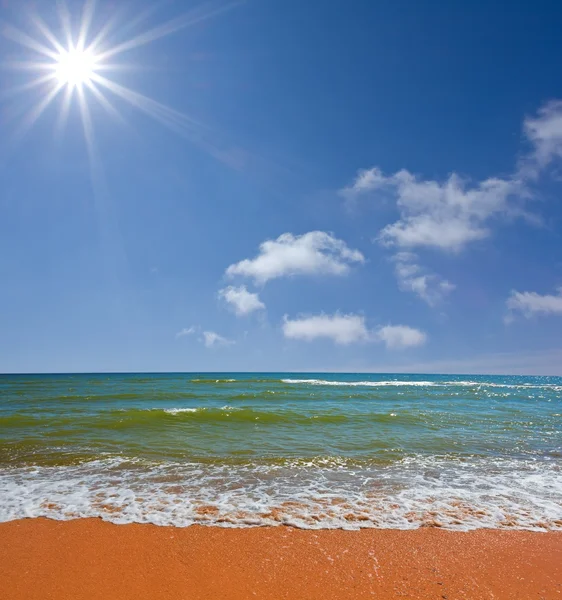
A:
96 0 240 61
1 60 54 72
85 13 118 56
77 84 95 157
91 72 236 163
77 0 96 51
31 15 66 55
14 82 64 141
84 80 127 125
54 85 74 141
0 0 245 292
0 73 55 100
85 0 163 55
1 0 241 168
91 73 206 132
1 23 60 60
75 80 131 285
56 0 74 50
92 63 148 73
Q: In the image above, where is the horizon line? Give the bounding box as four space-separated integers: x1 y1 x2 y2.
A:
1 370 560 377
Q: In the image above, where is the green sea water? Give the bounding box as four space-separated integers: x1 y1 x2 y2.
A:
0 372 561 529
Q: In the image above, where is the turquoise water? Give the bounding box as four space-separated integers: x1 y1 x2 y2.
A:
1 373 561 529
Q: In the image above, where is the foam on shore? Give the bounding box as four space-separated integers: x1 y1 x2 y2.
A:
1 455 560 531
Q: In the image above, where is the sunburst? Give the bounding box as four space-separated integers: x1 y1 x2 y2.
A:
1 0 238 154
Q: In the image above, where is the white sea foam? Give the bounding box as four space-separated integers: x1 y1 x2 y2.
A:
161 406 240 415
282 378 562 391
282 379 437 387
1 456 560 531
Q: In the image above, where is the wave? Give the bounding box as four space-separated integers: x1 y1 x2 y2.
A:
1 406 444 430
1 456 560 531
282 379 437 387
114 406 352 425
282 378 562 391
190 379 237 384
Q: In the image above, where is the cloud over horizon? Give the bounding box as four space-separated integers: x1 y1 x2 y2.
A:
203 331 235 348
376 324 427 349
282 313 427 349
282 313 371 345
506 287 562 319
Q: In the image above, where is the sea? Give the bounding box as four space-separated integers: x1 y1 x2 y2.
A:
0 372 561 530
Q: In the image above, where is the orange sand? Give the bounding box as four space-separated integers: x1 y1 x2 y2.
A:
0 518 561 599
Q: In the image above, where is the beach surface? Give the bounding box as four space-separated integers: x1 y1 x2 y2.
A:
0 519 560 599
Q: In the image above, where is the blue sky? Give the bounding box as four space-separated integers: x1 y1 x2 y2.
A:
1 0 562 374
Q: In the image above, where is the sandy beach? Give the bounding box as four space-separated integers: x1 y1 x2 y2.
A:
0 519 560 599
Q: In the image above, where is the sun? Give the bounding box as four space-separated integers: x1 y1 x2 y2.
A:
54 47 97 87
2 0 239 157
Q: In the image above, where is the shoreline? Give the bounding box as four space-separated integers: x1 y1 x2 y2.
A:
1 518 561 599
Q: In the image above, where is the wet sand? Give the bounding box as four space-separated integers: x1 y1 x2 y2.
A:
0 519 560 599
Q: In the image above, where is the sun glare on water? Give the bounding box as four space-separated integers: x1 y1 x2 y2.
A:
54 47 97 87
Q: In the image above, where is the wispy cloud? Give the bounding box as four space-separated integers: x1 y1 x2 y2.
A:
282 312 427 349
376 324 427 349
521 100 562 177
393 252 454 306
176 326 197 338
177 326 235 348
218 285 265 316
202 331 235 348
506 287 562 320
226 231 364 284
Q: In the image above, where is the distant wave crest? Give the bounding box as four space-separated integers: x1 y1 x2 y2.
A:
282 378 562 390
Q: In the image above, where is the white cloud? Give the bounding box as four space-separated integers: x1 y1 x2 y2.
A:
282 313 427 349
393 252 455 306
340 167 389 199
343 168 519 252
341 102 562 254
506 287 562 319
176 326 196 338
376 325 427 349
340 101 562 257
226 231 364 284
282 313 370 345
336 102 562 311
202 331 235 348
522 100 562 176
219 285 265 316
